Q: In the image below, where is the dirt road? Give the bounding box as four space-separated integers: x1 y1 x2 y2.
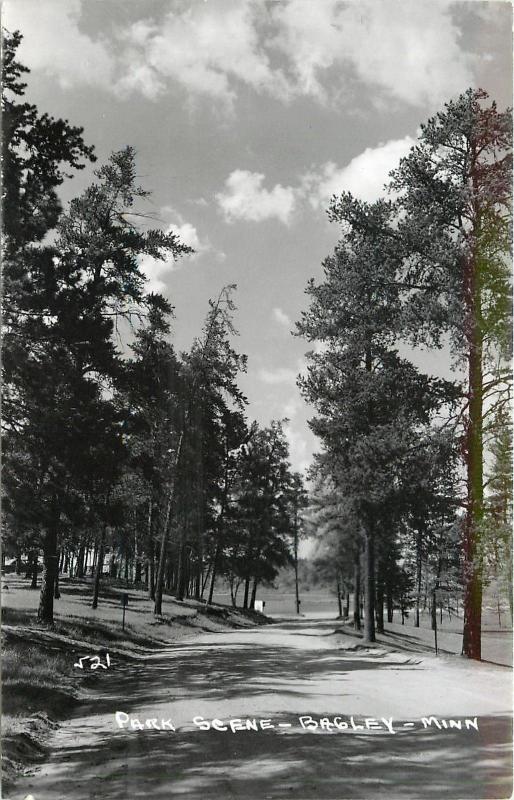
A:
15 618 513 799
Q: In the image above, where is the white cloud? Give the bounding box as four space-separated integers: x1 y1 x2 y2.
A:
272 307 292 328
258 356 306 385
216 170 296 224
216 137 415 226
303 136 416 207
258 367 298 385
269 0 474 108
284 420 310 475
5 0 114 89
169 222 205 254
138 210 209 293
5 0 476 109
138 253 175 295
283 396 301 419
117 0 286 106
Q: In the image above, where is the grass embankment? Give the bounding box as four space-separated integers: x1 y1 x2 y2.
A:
1 573 269 791
1 633 85 793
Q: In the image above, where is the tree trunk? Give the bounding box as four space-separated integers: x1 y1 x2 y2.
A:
344 591 350 618
31 551 38 589
375 557 384 634
250 578 258 610
134 515 142 583
92 541 98 574
154 434 184 615
386 588 393 623
76 541 85 578
91 523 107 610
294 516 301 614
176 541 187 602
148 537 155 601
230 577 237 607
24 556 33 579
243 577 250 609
336 578 343 618
415 529 422 627
461 232 484 661
353 554 361 630
363 530 375 642
194 566 201 601
37 513 58 625
207 542 221 605
165 555 173 591
54 556 61 599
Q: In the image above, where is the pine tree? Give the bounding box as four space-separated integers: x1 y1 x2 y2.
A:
297 198 458 641
389 89 512 658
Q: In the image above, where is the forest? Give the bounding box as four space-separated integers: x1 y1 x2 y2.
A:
2 28 512 666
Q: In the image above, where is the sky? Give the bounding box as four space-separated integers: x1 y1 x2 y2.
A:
4 0 513 478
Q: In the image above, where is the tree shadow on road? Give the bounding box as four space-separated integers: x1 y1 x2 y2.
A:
20 714 513 800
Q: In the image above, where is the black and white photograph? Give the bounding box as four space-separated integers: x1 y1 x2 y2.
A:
1 1 512 798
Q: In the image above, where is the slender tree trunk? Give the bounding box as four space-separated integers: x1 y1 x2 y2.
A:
207 542 221 605
230 577 237 607
154 434 184 615
294 512 301 614
344 591 350 618
201 563 211 598
415 529 422 627
243 577 250 609
166 555 173 591
31 551 38 589
92 541 98 575
508 564 513 624
431 592 437 631
148 537 155 601
76 541 85 578
24 555 33 579
54 556 61 599
15 549 22 575
250 578 258 609
134 515 142 583
386 587 393 623
353 554 361 630
194 565 201 601
37 508 58 624
91 523 107 610
375 557 384 634
363 530 375 642
336 578 343 618
462 229 484 661
176 541 186 602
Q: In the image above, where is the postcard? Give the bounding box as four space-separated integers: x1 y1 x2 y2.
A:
1 2 512 799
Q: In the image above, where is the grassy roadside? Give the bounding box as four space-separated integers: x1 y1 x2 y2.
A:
1 573 270 793
1 632 86 793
